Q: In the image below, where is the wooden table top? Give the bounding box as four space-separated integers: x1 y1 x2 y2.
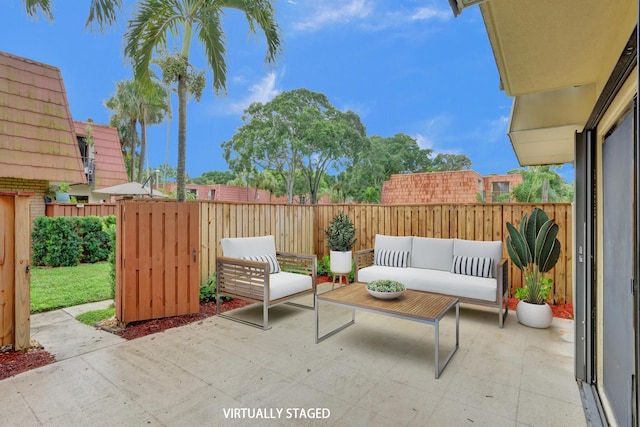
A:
318 282 458 322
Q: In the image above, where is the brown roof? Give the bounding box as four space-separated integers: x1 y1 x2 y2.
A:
73 121 128 189
0 51 86 184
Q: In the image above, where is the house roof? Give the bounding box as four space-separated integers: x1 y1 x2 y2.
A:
0 50 86 183
73 121 128 189
473 0 637 165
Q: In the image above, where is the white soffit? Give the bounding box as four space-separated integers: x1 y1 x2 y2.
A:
508 84 596 165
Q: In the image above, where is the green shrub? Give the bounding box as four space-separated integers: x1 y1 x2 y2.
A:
32 215 116 268
200 273 231 303
76 216 112 263
32 217 82 267
104 220 116 299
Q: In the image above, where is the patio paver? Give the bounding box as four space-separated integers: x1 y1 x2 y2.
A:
1 284 586 426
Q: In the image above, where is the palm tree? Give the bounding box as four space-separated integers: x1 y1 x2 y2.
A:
137 81 168 181
124 0 281 202
23 0 123 31
105 80 142 181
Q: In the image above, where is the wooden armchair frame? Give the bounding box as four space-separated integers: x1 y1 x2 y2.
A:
216 252 317 330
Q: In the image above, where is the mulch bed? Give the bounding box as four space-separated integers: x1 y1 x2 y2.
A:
0 341 56 381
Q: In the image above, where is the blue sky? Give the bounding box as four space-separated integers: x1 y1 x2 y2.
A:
0 1 573 181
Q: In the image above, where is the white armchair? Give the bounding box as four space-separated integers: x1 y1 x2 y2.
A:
216 235 317 330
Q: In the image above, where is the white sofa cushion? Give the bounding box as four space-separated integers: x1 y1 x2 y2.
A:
453 239 502 277
411 237 454 271
357 265 497 302
267 272 312 301
374 235 412 264
221 235 277 259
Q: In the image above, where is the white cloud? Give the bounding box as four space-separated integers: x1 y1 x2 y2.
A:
410 7 451 22
292 0 374 32
228 72 280 114
486 115 509 142
414 133 434 149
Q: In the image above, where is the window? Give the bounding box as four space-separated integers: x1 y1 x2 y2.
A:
491 182 511 202
209 190 216 200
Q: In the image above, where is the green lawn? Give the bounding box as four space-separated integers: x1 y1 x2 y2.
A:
31 262 113 313
76 305 115 326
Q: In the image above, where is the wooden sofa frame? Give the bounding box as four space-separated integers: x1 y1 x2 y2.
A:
354 248 509 328
216 252 317 330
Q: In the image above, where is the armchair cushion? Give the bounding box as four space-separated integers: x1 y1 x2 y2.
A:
268 272 313 301
221 235 277 258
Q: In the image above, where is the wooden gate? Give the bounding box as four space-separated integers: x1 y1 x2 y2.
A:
116 200 200 324
0 193 31 350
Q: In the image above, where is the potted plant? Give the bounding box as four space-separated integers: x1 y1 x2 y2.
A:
506 207 561 328
325 212 357 279
55 182 70 203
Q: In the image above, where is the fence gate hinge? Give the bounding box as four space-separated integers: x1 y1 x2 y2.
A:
193 249 197 262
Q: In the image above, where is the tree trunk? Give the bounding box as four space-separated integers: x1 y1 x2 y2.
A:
176 75 187 202
138 117 147 184
129 118 137 181
176 74 187 202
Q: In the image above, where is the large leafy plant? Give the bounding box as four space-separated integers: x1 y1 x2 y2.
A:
325 212 357 252
506 208 561 305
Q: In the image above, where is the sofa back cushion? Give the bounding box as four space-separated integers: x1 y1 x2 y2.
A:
411 237 454 271
452 239 503 277
221 235 277 259
374 235 413 266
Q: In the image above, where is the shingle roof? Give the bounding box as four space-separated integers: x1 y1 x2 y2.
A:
73 121 128 189
0 50 86 183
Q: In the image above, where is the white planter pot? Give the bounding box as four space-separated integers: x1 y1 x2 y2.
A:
330 250 352 274
516 301 553 328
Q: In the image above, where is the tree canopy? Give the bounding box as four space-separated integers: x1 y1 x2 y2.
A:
509 165 574 202
222 88 368 204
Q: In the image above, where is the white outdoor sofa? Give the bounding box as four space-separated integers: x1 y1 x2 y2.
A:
355 235 509 327
216 235 317 330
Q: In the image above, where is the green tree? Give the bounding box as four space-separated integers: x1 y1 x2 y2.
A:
431 153 472 171
510 165 574 202
223 89 367 204
136 80 168 182
190 170 236 185
105 79 142 181
23 0 122 32
344 133 434 202
125 0 281 202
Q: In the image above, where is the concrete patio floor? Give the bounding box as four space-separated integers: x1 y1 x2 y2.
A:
1 283 585 426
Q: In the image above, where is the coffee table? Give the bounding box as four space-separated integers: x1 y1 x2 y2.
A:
315 282 459 379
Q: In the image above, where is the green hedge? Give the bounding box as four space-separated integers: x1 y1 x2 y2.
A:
32 216 116 267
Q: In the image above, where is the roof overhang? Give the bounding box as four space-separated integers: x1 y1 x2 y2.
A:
508 84 596 166
456 0 638 165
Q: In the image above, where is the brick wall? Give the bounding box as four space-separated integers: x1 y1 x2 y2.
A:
381 170 484 204
381 171 525 204
0 177 47 224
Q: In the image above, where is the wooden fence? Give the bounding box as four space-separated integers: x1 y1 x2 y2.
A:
0 194 31 350
198 202 573 305
46 203 117 217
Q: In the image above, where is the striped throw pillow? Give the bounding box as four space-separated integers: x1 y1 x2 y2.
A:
375 249 410 268
451 255 493 278
242 254 281 274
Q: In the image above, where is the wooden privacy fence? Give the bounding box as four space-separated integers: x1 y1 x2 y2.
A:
118 200 572 323
46 202 116 217
116 200 200 324
199 202 572 305
0 193 31 351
